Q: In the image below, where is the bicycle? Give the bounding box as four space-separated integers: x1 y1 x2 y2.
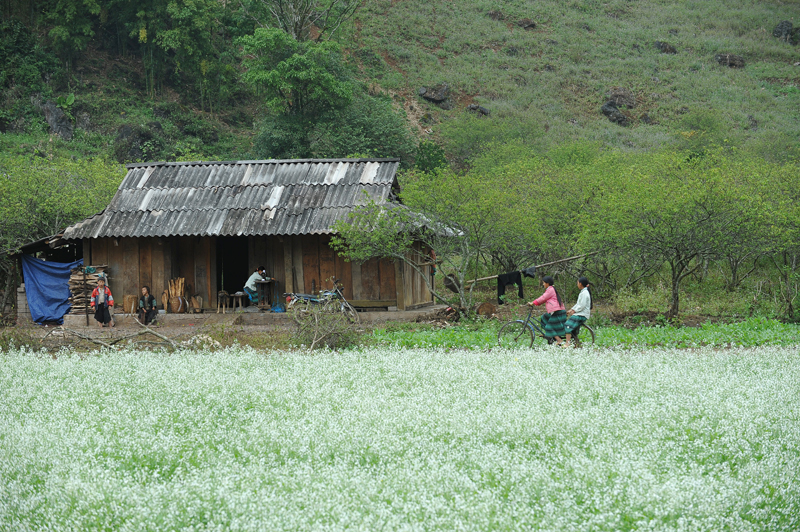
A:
284 278 360 324
498 306 595 348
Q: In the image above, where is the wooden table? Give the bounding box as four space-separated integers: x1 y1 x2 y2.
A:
255 279 273 309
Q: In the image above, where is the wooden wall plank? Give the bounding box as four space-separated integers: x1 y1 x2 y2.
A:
208 237 217 308
269 237 285 306
302 235 320 294
163 237 174 288
177 237 195 296
334 249 353 300
282 238 293 294
360 258 380 300
195 238 209 304
122 237 139 304
394 261 406 310
92 238 109 266
152 238 166 306
292 236 304 295
318 236 336 292
351 261 363 300
378 258 396 301
139 238 152 291
106 238 124 297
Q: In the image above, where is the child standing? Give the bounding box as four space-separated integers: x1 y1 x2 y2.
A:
90 276 115 328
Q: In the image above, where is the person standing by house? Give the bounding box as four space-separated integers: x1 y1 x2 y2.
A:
527 275 566 345
138 285 158 325
244 266 267 303
90 276 115 328
564 276 592 347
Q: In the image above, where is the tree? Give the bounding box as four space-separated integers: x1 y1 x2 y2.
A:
239 28 353 117
243 0 361 42
0 154 123 317
585 150 760 319
332 167 514 309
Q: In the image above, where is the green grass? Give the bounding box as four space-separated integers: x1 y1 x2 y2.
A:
348 0 800 162
368 317 800 350
1 346 798 530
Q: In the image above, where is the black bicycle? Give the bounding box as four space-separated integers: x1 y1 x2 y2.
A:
498 307 595 348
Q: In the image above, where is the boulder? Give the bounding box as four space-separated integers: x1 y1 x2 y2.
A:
42 101 73 140
419 83 452 110
517 18 536 30
467 104 490 116
605 87 637 108
601 101 629 126
772 20 794 43
114 123 165 163
655 41 677 54
715 53 745 68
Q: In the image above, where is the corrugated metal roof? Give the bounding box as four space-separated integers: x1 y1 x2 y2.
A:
63 159 400 239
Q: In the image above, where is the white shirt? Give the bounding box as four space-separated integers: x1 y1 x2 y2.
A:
245 272 263 291
570 287 591 318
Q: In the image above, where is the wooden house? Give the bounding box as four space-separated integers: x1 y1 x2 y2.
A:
61 159 433 311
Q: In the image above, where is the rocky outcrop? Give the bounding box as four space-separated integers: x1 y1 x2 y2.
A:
114 123 165 162
655 41 677 54
42 101 73 140
467 104 490 117
715 53 745 68
773 21 797 44
601 101 629 126
418 84 453 110
605 87 637 108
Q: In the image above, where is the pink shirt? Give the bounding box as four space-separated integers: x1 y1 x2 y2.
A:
532 286 565 313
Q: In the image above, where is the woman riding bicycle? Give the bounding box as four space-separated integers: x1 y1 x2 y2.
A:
528 275 566 345
564 276 592 347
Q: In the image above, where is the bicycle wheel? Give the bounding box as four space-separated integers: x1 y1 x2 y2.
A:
340 301 360 323
498 320 535 348
291 300 313 325
574 324 596 347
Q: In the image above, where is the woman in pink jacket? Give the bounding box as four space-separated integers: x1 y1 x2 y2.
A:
527 275 566 345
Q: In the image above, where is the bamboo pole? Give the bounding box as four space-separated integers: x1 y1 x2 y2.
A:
464 252 600 285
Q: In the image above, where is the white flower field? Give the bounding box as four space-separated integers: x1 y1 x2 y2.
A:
1 346 798 531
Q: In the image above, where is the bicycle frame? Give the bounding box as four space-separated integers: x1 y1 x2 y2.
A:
516 307 588 343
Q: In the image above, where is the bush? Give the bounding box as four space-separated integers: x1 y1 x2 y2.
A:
290 301 361 350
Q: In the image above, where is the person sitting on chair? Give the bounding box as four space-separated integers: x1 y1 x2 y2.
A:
244 266 266 303
138 285 158 325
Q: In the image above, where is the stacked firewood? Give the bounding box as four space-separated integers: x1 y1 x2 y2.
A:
68 265 108 314
163 277 204 313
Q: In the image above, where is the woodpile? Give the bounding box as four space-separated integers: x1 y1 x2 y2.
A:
68 265 108 315
164 277 203 313
168 277 186 313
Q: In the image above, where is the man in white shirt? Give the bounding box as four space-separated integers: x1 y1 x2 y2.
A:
244 266 267 302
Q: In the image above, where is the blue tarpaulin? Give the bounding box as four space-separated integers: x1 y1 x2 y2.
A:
21 255 82 324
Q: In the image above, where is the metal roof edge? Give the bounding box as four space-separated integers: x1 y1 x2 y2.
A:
125 158 401 169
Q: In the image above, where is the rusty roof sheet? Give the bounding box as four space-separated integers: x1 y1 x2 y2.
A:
63 159 400 239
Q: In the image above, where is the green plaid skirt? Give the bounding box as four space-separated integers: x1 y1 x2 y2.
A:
540 310 567 338
564 315 587 334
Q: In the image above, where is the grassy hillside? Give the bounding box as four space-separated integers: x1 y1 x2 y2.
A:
0 0 798 165
348 0 800 164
